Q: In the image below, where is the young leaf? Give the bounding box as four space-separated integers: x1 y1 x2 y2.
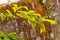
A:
6 10 15 18
30 20 37 28
38 22 45 33
16 12 31 20
41 19 57 24
0 13 6 20
18 6 28 11
12 4 19 12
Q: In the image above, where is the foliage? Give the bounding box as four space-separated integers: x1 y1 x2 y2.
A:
0 10 15 20
0 4 56 34
0 31 23 40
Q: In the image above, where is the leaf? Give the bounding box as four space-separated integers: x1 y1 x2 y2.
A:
6 10 15 18
38 22 45 33
7 32 23 40
30 20 37 28
28 10 34 13
12 4 18 12
7 32 18 40
0 38 1 40
0 13 6 20
28 10 41 17
16 13 31 20
0 31 4 38
18 37 23 40
41 19 57 24
4 36 10 40
18 6 28 11
17 11 27 13
12 4 18 9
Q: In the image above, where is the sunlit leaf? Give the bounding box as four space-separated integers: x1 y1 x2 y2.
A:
28 10 34 14
30 19 37 28
41 19 57 24
0 4 57 34
0 13 6 20
6 10 15 18
16 13 31 19
38 22 45 33
12 4 18 12
18 6 28 11
28 10 41 17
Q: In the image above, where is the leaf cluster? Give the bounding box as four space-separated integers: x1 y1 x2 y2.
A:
0 31 23 40
0 4 57 33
